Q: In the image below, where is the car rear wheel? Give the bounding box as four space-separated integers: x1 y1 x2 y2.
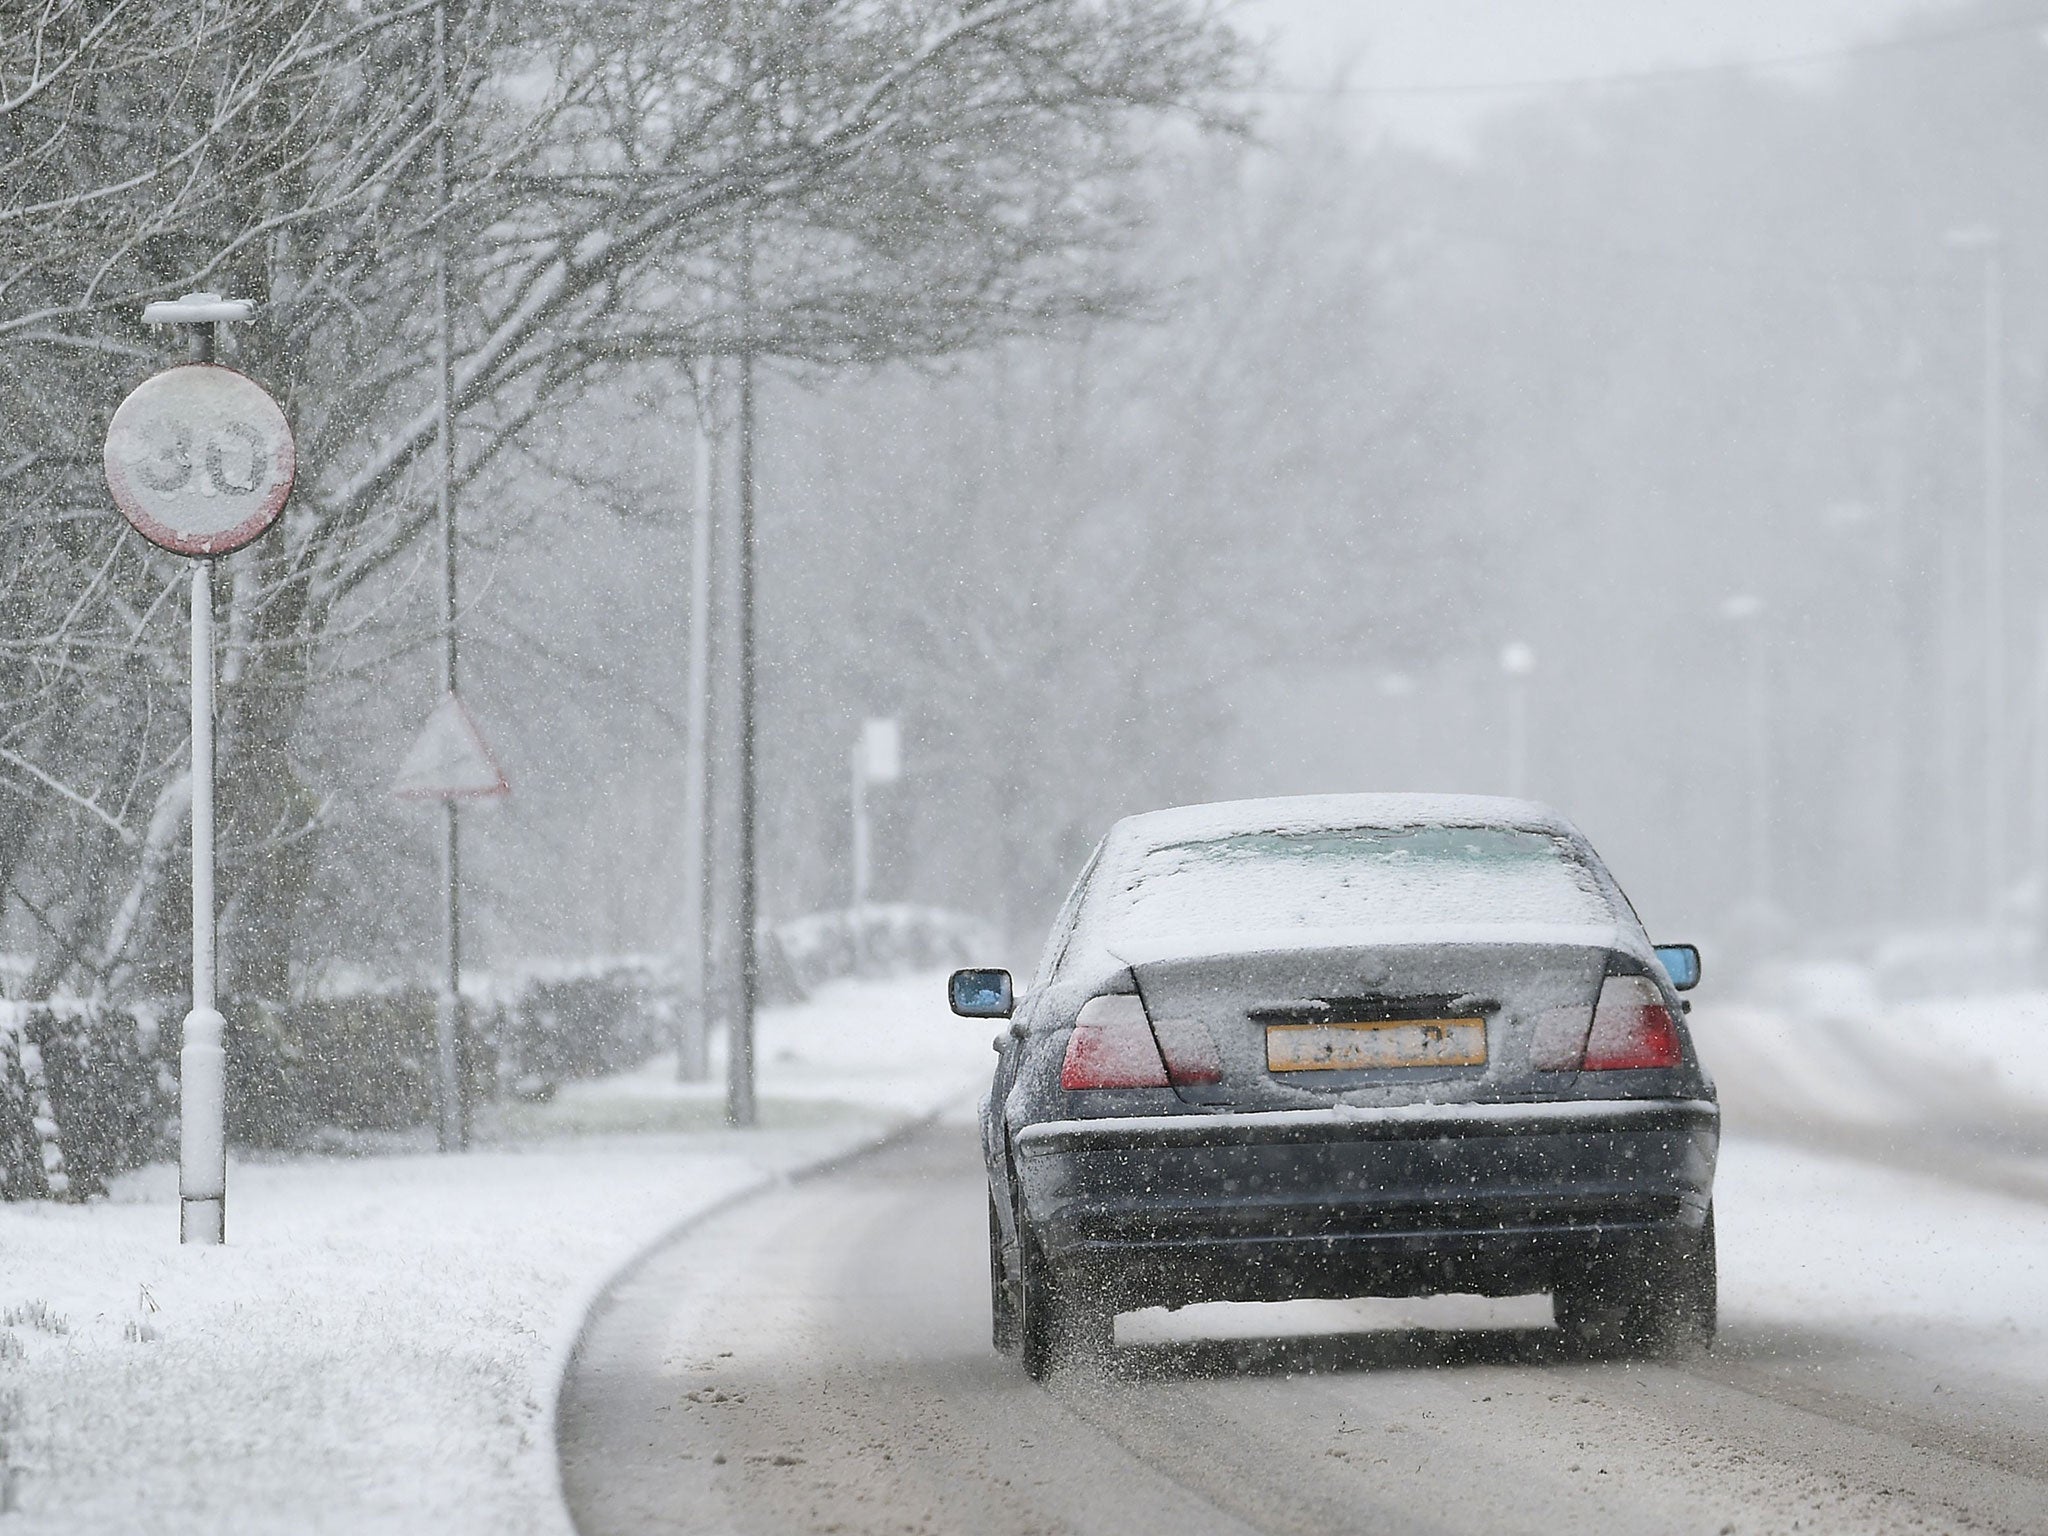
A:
1554 1208 1716 1359
1660 1206 1718 1352
1017 1220 1114 1380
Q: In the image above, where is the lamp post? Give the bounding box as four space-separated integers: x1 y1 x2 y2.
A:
1946 225 2006 927
1499 642 1536 798
1722 594 1771 920
727 226 758 1131
849 717 902 963
430 0 468 1154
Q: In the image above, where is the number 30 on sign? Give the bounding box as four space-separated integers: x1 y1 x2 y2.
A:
104 364 296 557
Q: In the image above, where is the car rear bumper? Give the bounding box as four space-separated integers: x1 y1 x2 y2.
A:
1010 1097 1719 1306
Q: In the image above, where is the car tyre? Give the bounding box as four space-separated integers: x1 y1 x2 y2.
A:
1554 1208 1717 1360
1017 1220 1113 1381
990 1195 1019 1355
1655 1206 1718 1354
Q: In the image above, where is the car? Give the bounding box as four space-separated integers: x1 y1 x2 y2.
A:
950 792 1717 1379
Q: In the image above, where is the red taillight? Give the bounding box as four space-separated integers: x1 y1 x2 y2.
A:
1581 974 1683 1070
1061 995 1169 1090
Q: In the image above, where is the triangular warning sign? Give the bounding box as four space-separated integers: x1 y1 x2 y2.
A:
392 692 510 800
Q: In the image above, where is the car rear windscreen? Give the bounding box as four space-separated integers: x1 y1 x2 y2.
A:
1107 826 1614 938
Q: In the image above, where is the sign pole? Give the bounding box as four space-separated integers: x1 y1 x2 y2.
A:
109 292 292 1245
679 357 718 1083
119 294 285 1244
180 310 226 1246
181 549 226 1244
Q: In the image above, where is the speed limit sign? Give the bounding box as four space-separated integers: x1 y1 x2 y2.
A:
103 364 296 556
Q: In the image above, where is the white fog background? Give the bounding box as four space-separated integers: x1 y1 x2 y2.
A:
15 0 2042 996
435 0 2037 985
10 6 2048 1530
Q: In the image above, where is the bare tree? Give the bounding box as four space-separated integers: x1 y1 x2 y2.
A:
755 130 1477 936
0 0 1246 998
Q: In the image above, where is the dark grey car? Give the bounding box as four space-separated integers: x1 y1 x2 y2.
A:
951 793 1717 1379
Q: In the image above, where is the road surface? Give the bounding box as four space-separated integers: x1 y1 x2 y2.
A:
559 1094 2048 1535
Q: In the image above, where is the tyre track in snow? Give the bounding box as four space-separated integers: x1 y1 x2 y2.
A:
559 1110 2048 1536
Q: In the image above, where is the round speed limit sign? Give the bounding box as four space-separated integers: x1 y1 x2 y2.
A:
104 364 296 557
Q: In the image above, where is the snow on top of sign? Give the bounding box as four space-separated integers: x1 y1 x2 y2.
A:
141 292 255 325
393 693 510 800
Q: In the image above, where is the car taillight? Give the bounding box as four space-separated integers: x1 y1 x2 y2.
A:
1581 974 1683 1070
1061 995 1169 1089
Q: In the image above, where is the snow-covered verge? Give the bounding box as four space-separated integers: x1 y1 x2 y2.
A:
0 972 994 1535
1715 1135 2048 1386
1699 981 2048 1132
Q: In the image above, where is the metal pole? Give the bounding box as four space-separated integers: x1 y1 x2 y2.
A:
179 316 225 1245
1505 680 1529 799
727 231 758 1129
1719 597 1770 923
1981 241 2007 929
851 744 870 910
850 740 869 972
1498 642 1535 799
679 358 717 1082
1748 618 1772 915
432 0 466 1152
2033 603 2048 978
180 551 226 1245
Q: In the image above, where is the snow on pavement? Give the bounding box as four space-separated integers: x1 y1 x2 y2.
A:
0 972 995 1535
1698 981 2048 1139
13 966 2048 1533
1718 1134 2048 1382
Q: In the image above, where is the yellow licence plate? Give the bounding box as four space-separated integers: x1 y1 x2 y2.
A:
1266 1019 1487 1072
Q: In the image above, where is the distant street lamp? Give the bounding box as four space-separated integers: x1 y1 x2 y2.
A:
729 227 759 1131
850 717 902 936
1499 642 1536 798
1945 225 2007 926
1721 594 1771 917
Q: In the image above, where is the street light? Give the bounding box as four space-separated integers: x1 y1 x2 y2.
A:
1499 642 1536 798
1946 224 2005 926
1721 594 1771 921
849 717 902 956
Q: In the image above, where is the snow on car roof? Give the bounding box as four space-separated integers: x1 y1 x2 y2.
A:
1107 921 1638 970
1063 795 1654 971
1107 793 1581 851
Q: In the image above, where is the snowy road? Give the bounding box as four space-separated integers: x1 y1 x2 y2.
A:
558 1105 2048 1536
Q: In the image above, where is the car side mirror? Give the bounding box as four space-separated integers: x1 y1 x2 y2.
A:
949 968 1014 1019
1655 944 1701 992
